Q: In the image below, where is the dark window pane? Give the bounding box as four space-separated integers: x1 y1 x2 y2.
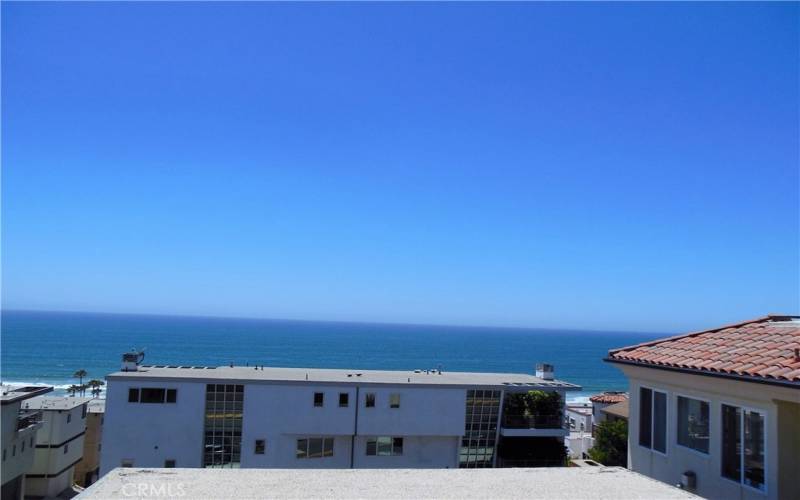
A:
323 438 334 457
140 388 166 403
296 439 308 459
677 397 709 453
390 394 400 408
314 392 324 407
744 410 765 490
255 440 265 455
377 437 392 456
365 393 375 408
308 438 323 458
393 437 404 455
166 389 177 403
164 459 175 468
639 388 652 447
339 393 349 407
128 388 139 403
721 405 741 482
366 439 376 456
653 391 667 453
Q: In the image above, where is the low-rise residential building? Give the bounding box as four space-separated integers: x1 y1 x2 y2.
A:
600 399 629 425
100 355 578 475
22 396 91 498
74 399 104 487
607 315 800 500
566 402 593 433
590 392 628 429
1 385 52 500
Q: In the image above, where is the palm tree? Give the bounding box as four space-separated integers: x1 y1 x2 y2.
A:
88 379 105 398
67 385 81 397
73 369 88 396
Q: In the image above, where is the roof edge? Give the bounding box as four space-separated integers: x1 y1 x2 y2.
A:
607 315 798 358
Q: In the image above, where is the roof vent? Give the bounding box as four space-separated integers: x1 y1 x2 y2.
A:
121 350 145 372
536 363 555 380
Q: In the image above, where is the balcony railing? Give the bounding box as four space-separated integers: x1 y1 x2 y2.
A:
17 410 42 431
501 414 565 430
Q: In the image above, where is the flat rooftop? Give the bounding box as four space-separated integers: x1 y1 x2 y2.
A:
22 396 91 411
1 384 53 405
107 365 580 390
80 467 696 499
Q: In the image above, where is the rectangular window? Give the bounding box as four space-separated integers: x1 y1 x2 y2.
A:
677 396 709 453
313 392 324 407
166 389 177 403
722 404 765 491
366 437 404 456
164 459 176 468
128 388 140 403
67 413 71 424
389 394 400 409
297 438 334 459
64 444 69 454
140 388 166 403
339 393 349 407
254 440 265 455
639 387 666 453
202 384 244 468
365 393 375 408
82 405 87 418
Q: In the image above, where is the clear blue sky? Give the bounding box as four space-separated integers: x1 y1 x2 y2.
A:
2 2 798 333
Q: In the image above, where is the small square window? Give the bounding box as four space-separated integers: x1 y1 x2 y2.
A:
166 389 177 403
365 393 375 408
313 392 324 407
339 393 349 407
390 394 400 409
164 459 176 468
128 388 140 403
255 439 265 454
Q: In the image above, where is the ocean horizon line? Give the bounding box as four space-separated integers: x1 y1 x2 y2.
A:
1 308 672 337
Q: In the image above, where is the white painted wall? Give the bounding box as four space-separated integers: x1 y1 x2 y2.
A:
26 403 88 498
352 436 458 468
100 381 206 474
356 387 465 437
619 365 797 500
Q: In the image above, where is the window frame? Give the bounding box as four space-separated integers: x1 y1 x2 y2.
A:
128 388 140 402
366 436 404 456
389 393 400 409
365 393 376 408
675 393 711 456
339 392 349 407
296 437 334 459
313 392 324 407
166 389 177 403
719 401 768 495
164 459 176 468
140 388 167 404
638 386 668 456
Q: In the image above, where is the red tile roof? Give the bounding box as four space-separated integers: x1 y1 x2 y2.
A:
607 315 800 385
589 392 628 404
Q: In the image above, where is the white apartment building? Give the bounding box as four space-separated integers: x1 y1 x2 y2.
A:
1 385 52 500
21 396 91 498
607 315 800 500
100 356 579 475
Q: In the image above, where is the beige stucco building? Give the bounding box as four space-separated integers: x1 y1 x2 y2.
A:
607 315 800 500
75 399 105 487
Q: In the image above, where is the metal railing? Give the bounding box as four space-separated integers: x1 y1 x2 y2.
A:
17 410 42 431
501 414 565 429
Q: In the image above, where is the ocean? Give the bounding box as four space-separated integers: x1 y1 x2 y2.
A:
0 310 661 399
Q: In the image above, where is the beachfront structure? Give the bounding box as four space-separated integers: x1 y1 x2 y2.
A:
74 399 105 487
564 402 594 459
1 385 52 500
607 315 800 500
21 396 91 498
100 356 578 475
589 391 628 429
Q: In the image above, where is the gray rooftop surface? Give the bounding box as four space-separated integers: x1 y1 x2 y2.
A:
80 467 697 499
22 396 92 410
107 365 580 389
1 384 53 405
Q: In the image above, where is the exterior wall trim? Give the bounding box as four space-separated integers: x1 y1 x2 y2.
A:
35 431 86 449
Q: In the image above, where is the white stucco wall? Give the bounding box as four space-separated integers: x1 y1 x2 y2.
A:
100 380 206 474
26 403 88 498
618 365 799 500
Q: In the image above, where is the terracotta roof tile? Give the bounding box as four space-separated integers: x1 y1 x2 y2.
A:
608 315 800 384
